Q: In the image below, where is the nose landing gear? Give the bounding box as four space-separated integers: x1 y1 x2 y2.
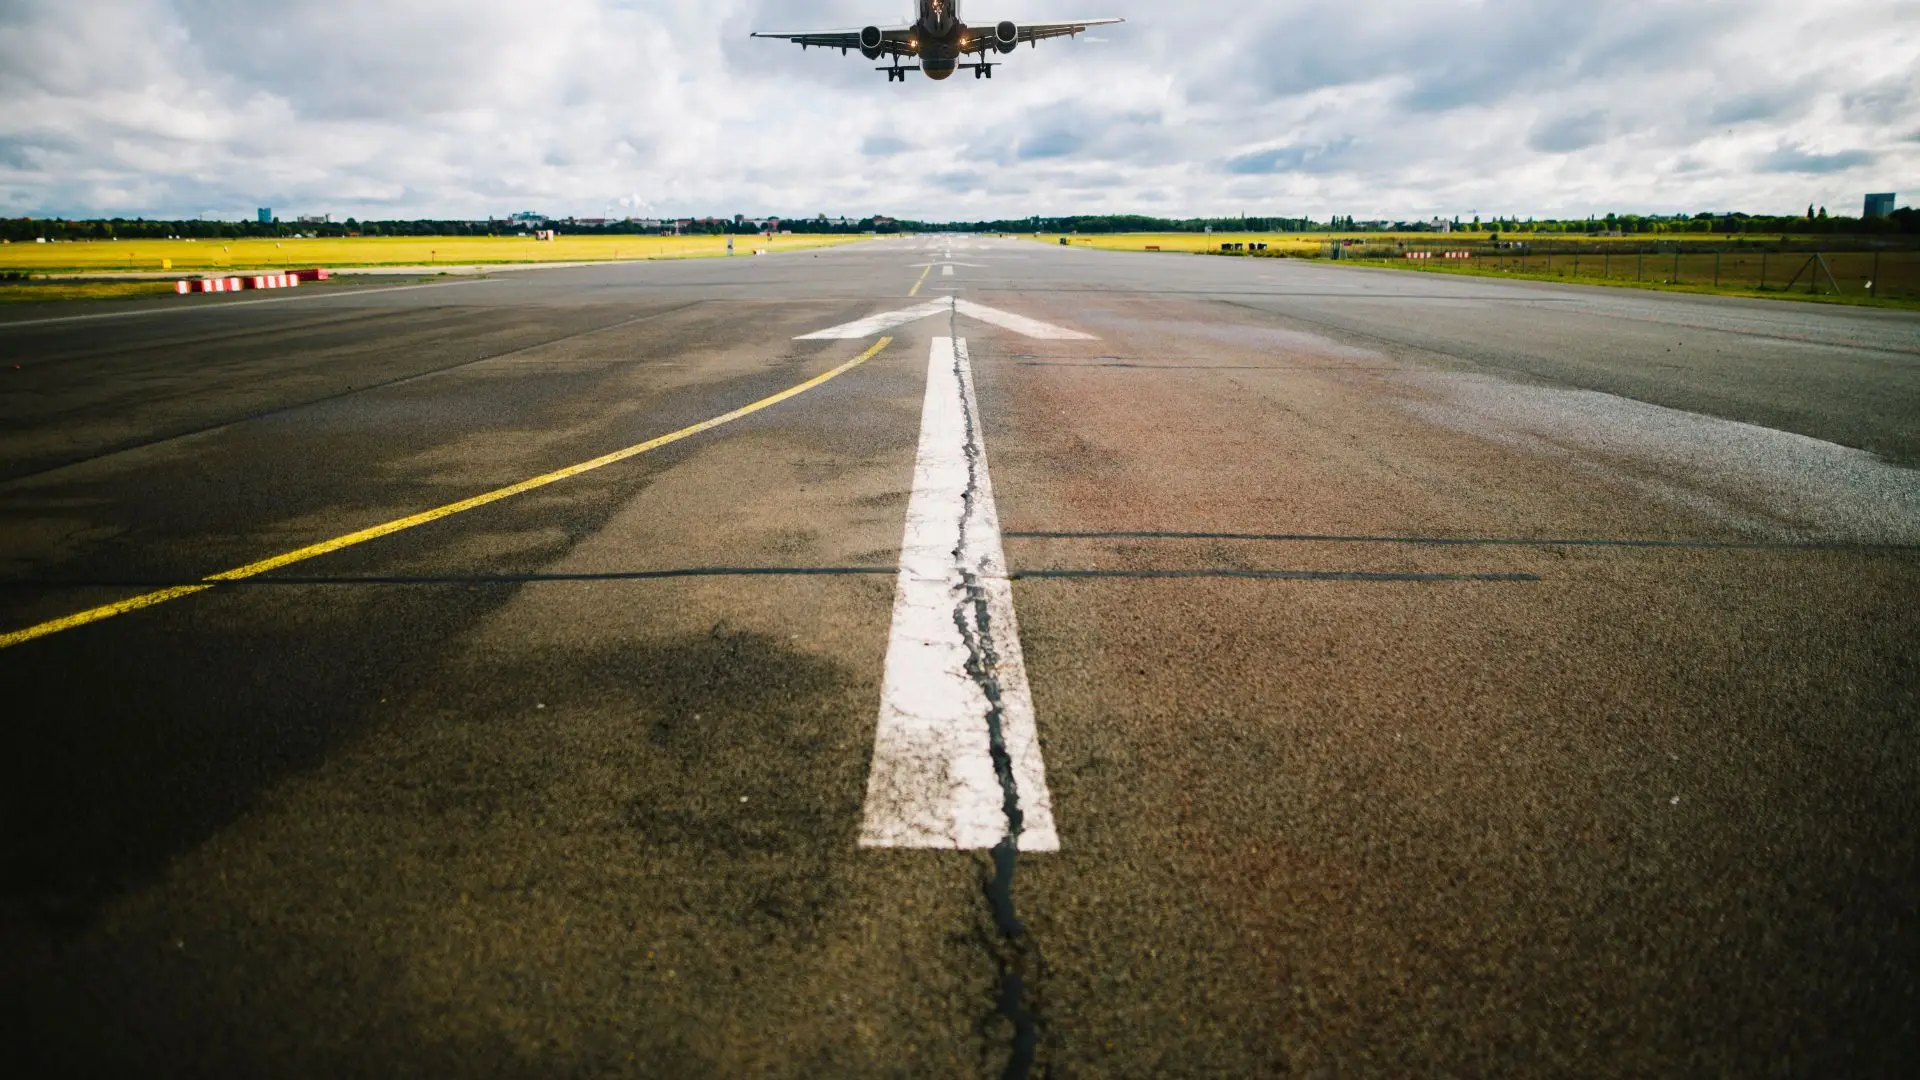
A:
879 64 921 82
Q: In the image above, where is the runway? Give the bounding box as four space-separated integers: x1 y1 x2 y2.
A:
3 237 1917 1077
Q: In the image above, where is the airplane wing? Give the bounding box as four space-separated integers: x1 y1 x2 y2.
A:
962 17 1125 54
750 26 917 58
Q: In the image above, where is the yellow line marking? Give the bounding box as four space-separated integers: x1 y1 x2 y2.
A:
908 264 932 297
0 337 895 651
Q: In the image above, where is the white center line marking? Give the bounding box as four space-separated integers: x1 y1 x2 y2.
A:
860 336 1058 852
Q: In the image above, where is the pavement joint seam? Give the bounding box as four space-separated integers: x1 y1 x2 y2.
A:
0 568 903 587
1 567 1550 588
1012 569 1541 582
943 312 1041 1080
1004 531 1920 553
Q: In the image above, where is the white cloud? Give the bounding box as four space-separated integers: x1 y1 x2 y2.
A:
0 0 1915 220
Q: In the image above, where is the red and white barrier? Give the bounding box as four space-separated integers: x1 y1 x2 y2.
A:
173 269 326 297
1444 251 1472 259
1406 251 1433 260
185 277 246 293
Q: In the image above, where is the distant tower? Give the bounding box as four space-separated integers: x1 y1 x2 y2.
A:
1864 192 1896 218
257 207 272 224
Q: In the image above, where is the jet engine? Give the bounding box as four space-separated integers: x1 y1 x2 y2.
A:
860 25 885 60
995 21 1018 53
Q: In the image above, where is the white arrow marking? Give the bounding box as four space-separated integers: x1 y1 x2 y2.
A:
942 265 955 276
796 298 1095 341
861 336 1058 851
952 298 1096 340
795 299 951 340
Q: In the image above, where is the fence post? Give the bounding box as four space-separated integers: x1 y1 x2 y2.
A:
1714 251 1721 288
1604 251 1610 279
1637 253 1643 282
1573 254 1580 277
1760 252 1768 290
1871 251 1880 298
1673 249 1681 284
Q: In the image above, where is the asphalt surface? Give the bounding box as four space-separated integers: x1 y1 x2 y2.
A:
2 239 1917 1078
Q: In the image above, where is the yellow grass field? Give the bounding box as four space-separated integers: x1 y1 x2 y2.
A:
0 280 183 305
1033 231 1842 254
0 233 869 276
1349 250 1920 306
1029 232 1920 306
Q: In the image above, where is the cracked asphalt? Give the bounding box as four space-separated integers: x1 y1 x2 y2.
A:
2 238 1917 1078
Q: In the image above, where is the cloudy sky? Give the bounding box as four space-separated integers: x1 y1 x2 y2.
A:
1 0 1915 222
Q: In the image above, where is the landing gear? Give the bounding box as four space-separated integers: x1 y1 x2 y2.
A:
960 62 995 79
879 64 921 82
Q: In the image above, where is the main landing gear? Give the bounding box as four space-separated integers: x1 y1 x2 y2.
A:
961 62 996 79
880 65 921 82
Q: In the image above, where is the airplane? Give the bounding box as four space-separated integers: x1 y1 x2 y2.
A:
752 0 1123 82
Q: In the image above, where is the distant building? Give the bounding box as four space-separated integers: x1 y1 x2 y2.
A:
257 208 272 224
297 214 329 224
1864 192 1896 218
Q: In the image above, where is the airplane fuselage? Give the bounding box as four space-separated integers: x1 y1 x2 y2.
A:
755 0 1119 84
914 0 967 80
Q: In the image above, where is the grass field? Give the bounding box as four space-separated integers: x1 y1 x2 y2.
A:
1345 254 1920 309
1035 231 1892 252
1031 233 1920 306
0 280 184 304
0 234 869 276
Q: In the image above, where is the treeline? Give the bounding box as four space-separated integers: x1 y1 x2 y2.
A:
1 218 492 241
1481 209 1919 236
6 209 1915 242
924 210 1920 237
915 215 1318 234
0 216 900 241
